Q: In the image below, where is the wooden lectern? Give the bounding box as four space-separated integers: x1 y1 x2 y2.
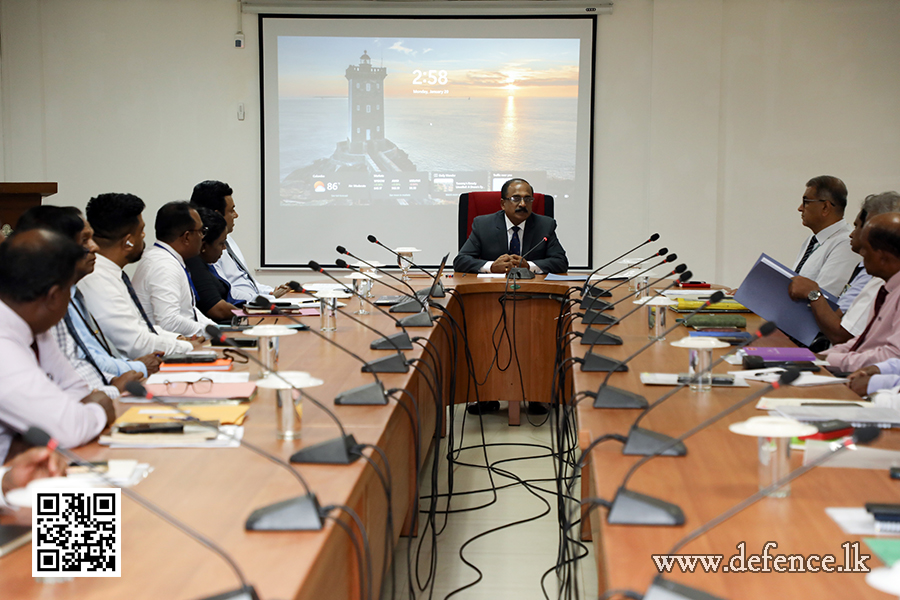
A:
0 182 58 232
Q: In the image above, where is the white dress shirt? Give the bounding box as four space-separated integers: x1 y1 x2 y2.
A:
78 254 192 358
793 220 860 296
132 241 216 338
0 298 107 462
213 236 273 303
840 276 884 338
479 215 542 274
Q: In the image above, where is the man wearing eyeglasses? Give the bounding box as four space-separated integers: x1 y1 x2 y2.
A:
133 201 217 338
791 175 860 296
453 178 568 274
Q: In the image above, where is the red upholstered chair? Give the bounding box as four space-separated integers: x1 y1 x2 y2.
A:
457 191 554 249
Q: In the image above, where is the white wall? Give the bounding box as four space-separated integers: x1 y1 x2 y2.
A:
2 0 899 287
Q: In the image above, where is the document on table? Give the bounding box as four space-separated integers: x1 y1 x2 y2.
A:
775 405 900 427
639 373 750 387
100 425 243 449
805 440 900 470
476 273 507 278
732 368 848 387
544 273 588 281
826 507 900 536
755 396 868 410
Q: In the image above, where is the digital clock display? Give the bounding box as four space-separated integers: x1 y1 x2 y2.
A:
412 69 448 85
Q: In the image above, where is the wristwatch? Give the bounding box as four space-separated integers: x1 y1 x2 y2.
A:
807 289 822 302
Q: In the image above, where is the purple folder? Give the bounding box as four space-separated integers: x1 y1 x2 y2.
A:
744 347 817 362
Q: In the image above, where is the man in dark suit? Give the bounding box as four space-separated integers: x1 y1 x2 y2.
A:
453 178 568 274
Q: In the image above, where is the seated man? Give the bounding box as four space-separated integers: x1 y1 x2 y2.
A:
133 201 216 338
453 178 568 275
791 175 860 296
822 213 900 372
0 229 116 462
16 206 160 400
788 191 900 348
2 446 68 509
190 180 290 301
185 207 242 323
78 193 193 359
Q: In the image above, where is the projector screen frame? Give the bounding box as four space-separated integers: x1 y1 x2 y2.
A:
258 12 597 270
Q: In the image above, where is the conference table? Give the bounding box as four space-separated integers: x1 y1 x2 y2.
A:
0 274 896 600
573 285 900 599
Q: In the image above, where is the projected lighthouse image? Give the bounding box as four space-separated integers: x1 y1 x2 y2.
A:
275 35 581 208
281 51 420 206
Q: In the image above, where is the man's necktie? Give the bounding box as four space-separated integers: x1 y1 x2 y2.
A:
509 225 521 255
795 235 818 273
72 288 121 358
226 242 259 294
63 313 110 385
121 271 158 334
849 285 889 351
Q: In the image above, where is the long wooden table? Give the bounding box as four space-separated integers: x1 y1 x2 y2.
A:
573 285 899 599
0 276 569 599
4 274 896 599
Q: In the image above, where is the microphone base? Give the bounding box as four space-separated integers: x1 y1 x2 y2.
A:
580 329 623 345
362 353 409 373
607 488 685 526
370 331 414 351
417 283 445 299
397 311 433 327
245 493 324 532
622 427 687 456
290 434 362 465
583 284 612 298
582 310 618 326
593 386 648 409
580 352 628 372
336 381 388 405
644 577 727 600
509 267 535 280
389 297 422 313
579 296 613 311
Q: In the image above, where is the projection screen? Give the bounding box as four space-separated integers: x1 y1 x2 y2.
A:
260 14 596 268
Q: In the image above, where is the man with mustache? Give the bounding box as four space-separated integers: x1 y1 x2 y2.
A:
452 178 568 275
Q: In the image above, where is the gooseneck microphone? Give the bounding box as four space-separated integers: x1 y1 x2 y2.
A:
582 233 661 298
605 369 801 526
206 324 367 464
305 261 413 350
366 234 445 298
245 298 392 406
123 381 325 531
642 426 880 600
622 321 777 456
337 245 434 327
581 290 726 377
583 244 667 302
506 235 548 280
581 253 678 324
336 245 425 314
579 272 696 409
580 264 688 346
290 274 409 372
21 426 260 600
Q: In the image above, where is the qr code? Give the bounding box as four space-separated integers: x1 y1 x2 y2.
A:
31 488 121 577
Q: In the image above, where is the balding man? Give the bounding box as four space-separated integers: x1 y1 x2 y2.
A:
823 213 900 372
0 230 115 462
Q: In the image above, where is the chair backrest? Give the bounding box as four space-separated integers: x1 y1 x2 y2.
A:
457 191 554 249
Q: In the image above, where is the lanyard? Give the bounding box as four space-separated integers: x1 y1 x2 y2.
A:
154 242 199 321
